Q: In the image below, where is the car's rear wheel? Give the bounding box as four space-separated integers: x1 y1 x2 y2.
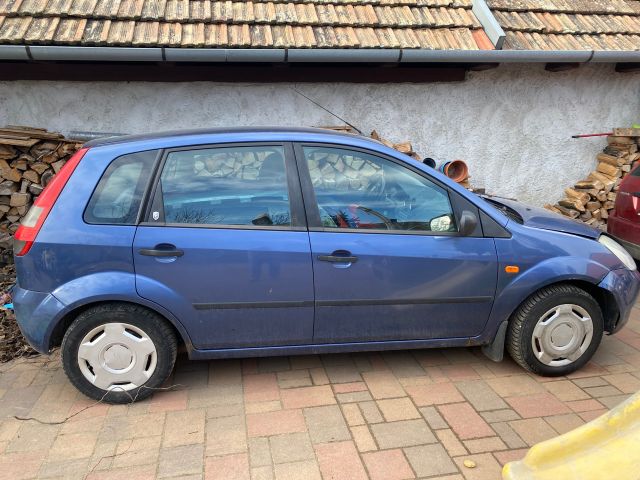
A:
62 303 177 403
506 284 604 376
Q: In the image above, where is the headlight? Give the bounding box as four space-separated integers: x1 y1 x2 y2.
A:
598 235 637 271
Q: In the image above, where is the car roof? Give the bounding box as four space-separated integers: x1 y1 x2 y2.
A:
85 126 374 148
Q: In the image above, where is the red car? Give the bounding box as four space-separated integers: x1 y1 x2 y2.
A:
608 164 640 259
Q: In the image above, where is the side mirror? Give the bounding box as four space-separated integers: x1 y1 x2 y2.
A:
458 210 478 236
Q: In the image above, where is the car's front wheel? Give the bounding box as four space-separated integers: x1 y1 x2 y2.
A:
61 303 177 403
506 284 604 376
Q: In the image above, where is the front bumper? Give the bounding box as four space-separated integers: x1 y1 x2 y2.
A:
598 268 640 333
12 283 66 354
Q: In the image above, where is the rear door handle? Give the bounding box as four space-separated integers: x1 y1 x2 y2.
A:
317 250 358 263
139 245 184 257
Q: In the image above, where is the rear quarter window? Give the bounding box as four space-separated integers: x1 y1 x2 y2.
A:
84 150 158 225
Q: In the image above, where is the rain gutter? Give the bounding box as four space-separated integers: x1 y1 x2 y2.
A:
0 45 637 64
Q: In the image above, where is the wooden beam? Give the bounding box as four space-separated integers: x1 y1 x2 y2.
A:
545 63 580 72
0 61 467 83
615 63 640 73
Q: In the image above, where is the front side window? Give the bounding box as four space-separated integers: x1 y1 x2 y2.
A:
85 149 157 225
159 145 291 227
303 146 456 233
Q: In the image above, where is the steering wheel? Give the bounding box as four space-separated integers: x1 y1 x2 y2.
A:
354 205 394 230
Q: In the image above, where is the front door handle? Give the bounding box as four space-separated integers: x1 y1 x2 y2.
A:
139 244 184 257
317 250 358 263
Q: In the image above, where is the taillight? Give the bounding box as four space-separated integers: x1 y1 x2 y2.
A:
13 147 89 256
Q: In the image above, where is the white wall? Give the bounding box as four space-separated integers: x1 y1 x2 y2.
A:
0 63 638 205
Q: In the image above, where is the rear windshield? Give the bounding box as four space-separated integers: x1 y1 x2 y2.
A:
84 150 157 225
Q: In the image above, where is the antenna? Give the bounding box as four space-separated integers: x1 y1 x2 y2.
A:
291 87 364 135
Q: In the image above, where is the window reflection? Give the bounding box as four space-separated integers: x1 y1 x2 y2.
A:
161 146 291 227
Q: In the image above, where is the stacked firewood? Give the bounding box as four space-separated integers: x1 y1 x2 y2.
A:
0 126 82 250
545 129 640 229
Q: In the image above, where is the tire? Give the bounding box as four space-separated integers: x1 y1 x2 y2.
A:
506 284 604 376
61 303 177 404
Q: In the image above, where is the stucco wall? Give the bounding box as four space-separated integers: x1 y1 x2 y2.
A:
0 63 638 205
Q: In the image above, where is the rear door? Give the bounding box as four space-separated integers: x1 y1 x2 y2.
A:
133 143 315 350
295 143 498 343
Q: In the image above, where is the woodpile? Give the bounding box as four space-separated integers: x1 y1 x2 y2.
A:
0 126 82 250
545 130 640 229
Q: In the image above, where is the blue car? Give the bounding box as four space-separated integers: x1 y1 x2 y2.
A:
12 127 640 403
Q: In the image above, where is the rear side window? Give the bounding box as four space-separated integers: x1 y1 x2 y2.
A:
157 145 291 227
84 150 157 225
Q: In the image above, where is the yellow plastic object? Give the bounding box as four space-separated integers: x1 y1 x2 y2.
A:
503 391 640 480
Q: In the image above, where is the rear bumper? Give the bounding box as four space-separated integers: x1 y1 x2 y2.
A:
12 283 66 354
598 268 640 334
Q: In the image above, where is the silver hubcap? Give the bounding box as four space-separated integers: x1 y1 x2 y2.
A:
531 304 593 367
77 323 157 391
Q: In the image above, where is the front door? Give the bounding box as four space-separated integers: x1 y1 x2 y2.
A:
296 144 498 343
133 143 314 349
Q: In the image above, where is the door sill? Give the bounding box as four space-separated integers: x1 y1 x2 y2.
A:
188 337 478 360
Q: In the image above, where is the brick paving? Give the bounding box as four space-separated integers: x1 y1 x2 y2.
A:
1 304 640 480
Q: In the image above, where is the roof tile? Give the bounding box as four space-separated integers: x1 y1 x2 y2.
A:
0 0 22 15
0 15 29 41
132 19 158 45
23 15 58 41
54 17 86 42
93 0 122 18
249 23 272 45
69 0 98 16
44 0 73 16
105 19 133 44
82 18 110 44
140 0 166 20
204 22 226 45
158 20 181 45
17 0 46 16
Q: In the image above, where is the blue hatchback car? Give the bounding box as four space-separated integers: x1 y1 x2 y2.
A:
12 127 640 403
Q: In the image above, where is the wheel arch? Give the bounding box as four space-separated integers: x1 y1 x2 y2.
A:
49 299 192 353
482 276 616 362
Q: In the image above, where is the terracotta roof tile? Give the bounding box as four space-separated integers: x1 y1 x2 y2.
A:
0 15 29 41
44 0 73 16
117 0 143 19
158 21 181 45
140 0 166 20
249 23 271 45
189 1 211 21
132 19 158 45
24 15 58 42
204 22 226 45
17 0 46 16
0 0 23 16
93 0 122 18
69 0 98 16
104 19 133 44
54 17 86 42
82 18 110 44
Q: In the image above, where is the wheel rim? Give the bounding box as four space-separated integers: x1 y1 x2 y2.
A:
531 304 594 367
77 322 157 392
